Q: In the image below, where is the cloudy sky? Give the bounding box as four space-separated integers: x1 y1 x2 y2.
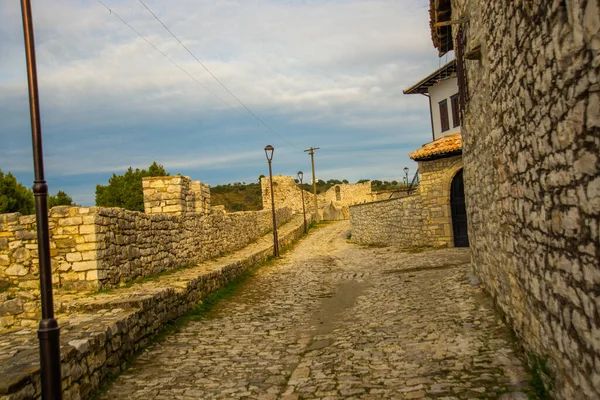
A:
1 0 450 206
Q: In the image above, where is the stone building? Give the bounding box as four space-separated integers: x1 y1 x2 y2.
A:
429 0 600 398
261 175 373 221
404 59 461 141
350 49 469 248
350 134 466 248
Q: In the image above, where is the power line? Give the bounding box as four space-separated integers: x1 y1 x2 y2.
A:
95 0 247 120
137 0 301 150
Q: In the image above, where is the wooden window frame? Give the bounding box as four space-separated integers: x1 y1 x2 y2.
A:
439 99 450 132
451 94 460 128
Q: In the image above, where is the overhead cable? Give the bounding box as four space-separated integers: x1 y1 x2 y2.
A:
95 0 247 120
138 0 301 150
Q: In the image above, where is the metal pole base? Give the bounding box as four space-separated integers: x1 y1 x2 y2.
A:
38 318 62 399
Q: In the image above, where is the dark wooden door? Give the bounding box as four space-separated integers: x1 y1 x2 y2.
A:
451 169 469 247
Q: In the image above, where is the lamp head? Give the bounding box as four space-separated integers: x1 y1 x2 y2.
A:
264 145 274 161
297 171 303 182
403 167 409 174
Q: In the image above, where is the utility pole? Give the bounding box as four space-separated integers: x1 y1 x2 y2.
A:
304 147 320 222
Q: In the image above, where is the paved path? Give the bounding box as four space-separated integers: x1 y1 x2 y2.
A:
99 221 530 399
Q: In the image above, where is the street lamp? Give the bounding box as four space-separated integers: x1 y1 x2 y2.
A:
264 145 279 257
297 171 307 233
403 167 409 192
19 0 62 398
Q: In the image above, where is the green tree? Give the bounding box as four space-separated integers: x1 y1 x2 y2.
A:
0 170 35 215
95 162 169 211
48 190 74 209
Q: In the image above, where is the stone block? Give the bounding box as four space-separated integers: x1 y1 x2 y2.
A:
59 217 83 226
15 230 36 241
75 243 96 252
79 225 95 235
5 264 27 276
55 238 76 249
13 248 31 263
0 254 9 266
72 261 98 272
66 252 82 262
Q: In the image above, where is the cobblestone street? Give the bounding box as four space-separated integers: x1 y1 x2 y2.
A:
99 221 530 399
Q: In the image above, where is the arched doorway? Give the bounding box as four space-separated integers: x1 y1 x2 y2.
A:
451 169 469 247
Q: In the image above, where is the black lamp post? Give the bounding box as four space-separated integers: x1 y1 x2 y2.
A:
265 145 279 257
19 0 62 398
297 171 307 233
403 167 409 192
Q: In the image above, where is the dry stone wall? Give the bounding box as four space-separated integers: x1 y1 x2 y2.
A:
350 156 463 248
0 207 100 329
262 176 375 220
2 213 310 400
94 206 291 287
451 0 600 398
261 175 317 215
319 182 374 220
0 175 293 331
143 176 210 215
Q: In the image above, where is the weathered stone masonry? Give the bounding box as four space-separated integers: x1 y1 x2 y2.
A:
0 176 292 331
262 175 374 221
1 212 311 400
350 155 463 247
439 0 600 398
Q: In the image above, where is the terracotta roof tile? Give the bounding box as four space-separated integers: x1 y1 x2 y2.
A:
409 132 462 161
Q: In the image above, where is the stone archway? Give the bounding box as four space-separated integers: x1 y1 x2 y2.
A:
450 169 469 247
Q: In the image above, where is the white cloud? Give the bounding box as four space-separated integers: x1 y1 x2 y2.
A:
1 0 442 205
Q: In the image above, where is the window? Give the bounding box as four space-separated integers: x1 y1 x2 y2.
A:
439 99 449 132
335 186 341 201
451 94 460 127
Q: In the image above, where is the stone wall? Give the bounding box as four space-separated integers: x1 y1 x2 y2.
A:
372 190 413 201
261 175 317 215
262 175 375 220
450 0 600 398
1 176 292 331
319 182 374 220
2 213 311 400
350 156 463 247
0 207 100 329
143 176 210 215
94 206 292 287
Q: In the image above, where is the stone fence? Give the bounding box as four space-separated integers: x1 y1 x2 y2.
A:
1 213 311 400
350 156 463 247
0 174 293 331
261 175 376 221
261 175 317 215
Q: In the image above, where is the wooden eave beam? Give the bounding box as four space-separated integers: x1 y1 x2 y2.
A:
434 16 469 28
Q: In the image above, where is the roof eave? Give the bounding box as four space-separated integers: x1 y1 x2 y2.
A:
410 149 462 162
403 59 457 95
430 0 454 55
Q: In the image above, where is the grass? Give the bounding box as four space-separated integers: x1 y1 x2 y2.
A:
526 353 554 399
